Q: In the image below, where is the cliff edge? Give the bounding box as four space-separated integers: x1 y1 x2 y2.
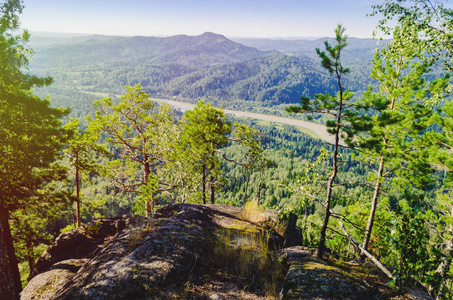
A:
21 204 432 300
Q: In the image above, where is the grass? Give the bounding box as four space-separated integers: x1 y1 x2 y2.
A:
127 227 152 252
241 199 266 223
169 201 285 298
207 221 284 298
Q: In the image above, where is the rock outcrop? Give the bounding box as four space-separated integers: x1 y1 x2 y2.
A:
28 216 129 281
281 246 383 299
21 204 431 300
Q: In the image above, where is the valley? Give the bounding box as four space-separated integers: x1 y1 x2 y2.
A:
4 13 453 299
155 98 333 142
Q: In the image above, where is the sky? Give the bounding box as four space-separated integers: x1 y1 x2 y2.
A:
20 0 388 39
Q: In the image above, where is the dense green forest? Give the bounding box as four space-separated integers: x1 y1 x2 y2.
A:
3 0 453 299
28 31 380 108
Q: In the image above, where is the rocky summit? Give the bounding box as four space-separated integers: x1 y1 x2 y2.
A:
21 204 432 300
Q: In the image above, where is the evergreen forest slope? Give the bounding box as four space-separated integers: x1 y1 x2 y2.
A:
29 32 381 109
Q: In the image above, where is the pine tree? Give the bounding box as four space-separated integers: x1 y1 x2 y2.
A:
0 1 69 297
181 101 231 204
356 35 450 256
63 118 109 227
286 24 366 259
88 84 178 217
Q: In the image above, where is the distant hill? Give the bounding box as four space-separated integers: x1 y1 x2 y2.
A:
29 32 380 109
231 37 388 60
231 37 390 88
31 32 276 69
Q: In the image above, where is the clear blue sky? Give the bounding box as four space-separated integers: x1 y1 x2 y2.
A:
20 0 388 38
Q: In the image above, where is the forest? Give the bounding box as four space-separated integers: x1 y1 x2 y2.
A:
27 30 381 108
2 0 453 299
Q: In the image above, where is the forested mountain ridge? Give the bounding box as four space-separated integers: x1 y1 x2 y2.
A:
30 32 275 69
29 32 378 108
231 37 388 62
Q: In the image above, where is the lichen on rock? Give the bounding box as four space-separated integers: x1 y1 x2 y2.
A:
21 204 431 300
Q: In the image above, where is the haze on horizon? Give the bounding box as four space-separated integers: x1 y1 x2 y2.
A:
20 0 387 39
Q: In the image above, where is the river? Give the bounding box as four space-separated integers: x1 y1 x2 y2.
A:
153 98 336 144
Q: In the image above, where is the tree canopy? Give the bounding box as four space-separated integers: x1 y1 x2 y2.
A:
0 0 69 298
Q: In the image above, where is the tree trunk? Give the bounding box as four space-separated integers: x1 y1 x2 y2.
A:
70 204 76 229
318 67 344 259
318 171 335 259
243 168 251 206
318 117 340 259
202 163 206 205
75 163 81 228
257 169 264 204
144 158 153 218
26 237 36 274
337 211 393 279
361 156 385 259
316 196 394 279
145 200 151 219
0 209 21 300
209 170 215 204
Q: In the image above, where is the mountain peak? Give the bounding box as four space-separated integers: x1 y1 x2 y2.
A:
197 31 230 43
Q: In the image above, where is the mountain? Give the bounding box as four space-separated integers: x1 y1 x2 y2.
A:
29 32 379 110
30 32 275 69
231 37 389 63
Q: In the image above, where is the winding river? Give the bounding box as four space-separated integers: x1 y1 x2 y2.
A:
155 98 335 144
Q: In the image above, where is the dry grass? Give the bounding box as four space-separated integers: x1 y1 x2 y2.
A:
205 227 284 298
241 200 266 223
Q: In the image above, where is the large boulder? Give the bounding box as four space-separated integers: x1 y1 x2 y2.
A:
279 246 434 300
22 204 244 299
280 246 382 299
29 216 128 281
21 259 89 300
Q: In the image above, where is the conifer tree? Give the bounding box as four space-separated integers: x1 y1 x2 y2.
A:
287 24 366 259
88 84 178 217
356 31 450 256
64 118 109 228
181 101 231 204
233 123 273 205
0 1 69 297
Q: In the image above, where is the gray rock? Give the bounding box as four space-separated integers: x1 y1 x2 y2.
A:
21 259 89 300
22 204 432 300
49 205 215 299
29 216 128 281
281 254 383 299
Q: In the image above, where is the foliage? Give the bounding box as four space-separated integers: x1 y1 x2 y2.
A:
230 123 274 205
0 0 70 297
88 84 179 217
286 24 367 259
63 118 109 227
354 25 451 256
387 202 431 292
371 0 453 72
7 2 453 298
181 100 232 204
